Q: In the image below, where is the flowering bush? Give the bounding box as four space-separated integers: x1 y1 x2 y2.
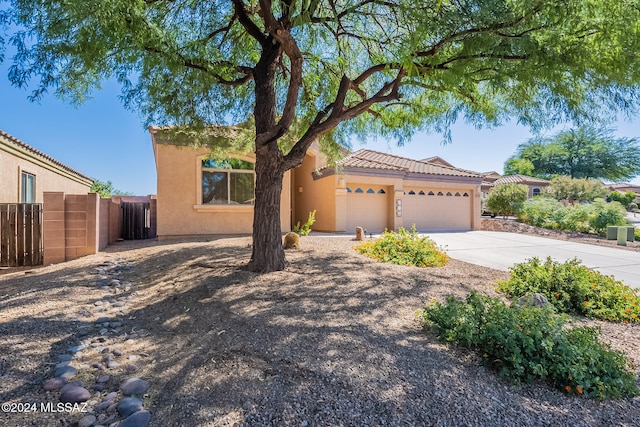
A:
497 257 640 323
418 292 639 398
355 226 448 267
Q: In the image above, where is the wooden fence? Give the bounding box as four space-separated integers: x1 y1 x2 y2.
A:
121 202 151 240
0 203 43 267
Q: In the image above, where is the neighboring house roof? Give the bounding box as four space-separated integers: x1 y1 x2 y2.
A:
421 156 455 168
487 174 550 187
608 183 640 193
322 149 481 181
0 129 93 185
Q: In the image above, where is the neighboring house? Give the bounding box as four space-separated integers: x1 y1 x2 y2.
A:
150 128 484 237
0 130 93 202
481 173 550 198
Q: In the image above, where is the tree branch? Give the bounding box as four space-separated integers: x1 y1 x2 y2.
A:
232 0 266 45
282 68 405 170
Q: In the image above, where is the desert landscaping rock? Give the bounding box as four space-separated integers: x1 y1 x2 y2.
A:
97 374 110 383
42 378 65 391
57 354 72 362
104 391 119 401
112 348 123 357
118 410 151 427
77 414 96 427
117 397 144 418
59 385 91 403
54 365 77 381
59 381 83 393
96 400 113 411
120 378 149 396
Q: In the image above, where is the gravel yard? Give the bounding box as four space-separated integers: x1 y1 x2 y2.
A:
0 232 639 426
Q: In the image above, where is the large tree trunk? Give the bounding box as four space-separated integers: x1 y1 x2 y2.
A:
246 39 287 273
247 145 286 272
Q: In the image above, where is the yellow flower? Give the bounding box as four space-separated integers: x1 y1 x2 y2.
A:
582 301 589 306
568 375 572 381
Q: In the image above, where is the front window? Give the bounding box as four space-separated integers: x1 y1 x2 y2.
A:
202 158 254 205
21 172 36 203
532 187 541 197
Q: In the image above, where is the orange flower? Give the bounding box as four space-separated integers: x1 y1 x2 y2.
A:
555 293 560 298
576 386 583 394
582 301 589 306
565 385 571 392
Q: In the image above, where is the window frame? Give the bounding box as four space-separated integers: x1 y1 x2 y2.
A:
197 156 256 208
20 171 36 203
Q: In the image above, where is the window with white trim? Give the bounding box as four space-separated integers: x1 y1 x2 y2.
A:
201 158 255 205
21 171 36 203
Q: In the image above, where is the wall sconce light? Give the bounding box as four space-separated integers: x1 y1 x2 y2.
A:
338 178 346 188
298 186 303 193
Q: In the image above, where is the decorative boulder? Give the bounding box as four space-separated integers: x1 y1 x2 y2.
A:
283 232 300 250
355 226 365 241
514 293 550 309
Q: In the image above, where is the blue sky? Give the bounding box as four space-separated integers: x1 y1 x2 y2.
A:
1 69 639 195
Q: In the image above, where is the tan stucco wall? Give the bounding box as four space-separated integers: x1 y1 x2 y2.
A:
302 171 482 233
292 152 337 232
0 145 92 203
155 143 291 238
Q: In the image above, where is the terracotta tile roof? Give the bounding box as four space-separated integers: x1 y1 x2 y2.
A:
492 174 550 186
0 129 93 182
336 149 481 178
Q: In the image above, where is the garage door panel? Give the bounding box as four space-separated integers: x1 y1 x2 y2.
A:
346 186 388 233
403 191 471 231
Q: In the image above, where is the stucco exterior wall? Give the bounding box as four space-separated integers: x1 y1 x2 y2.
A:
308 172 481 233
293 153 338 232
0 146 92 203
155 143 291 239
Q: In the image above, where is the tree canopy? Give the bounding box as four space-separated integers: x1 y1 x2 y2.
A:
90 179 133 198
2 0 640 272
504 127 640 181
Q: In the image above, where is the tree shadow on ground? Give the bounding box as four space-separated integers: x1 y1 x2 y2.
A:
1 237 638 426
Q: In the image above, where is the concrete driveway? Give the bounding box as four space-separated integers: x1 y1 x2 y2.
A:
427 231 640 289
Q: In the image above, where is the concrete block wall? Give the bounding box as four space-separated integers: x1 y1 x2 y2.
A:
43 192 105 265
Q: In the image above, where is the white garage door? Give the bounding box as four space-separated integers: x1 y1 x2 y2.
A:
346 186 388 233
403 189 471 231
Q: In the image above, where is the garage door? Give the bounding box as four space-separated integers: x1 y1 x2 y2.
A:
403 189 471 231
346 186 388 233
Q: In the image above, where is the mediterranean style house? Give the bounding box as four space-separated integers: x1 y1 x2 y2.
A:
0 129 93 203
150 127 484 238
480 172 550 199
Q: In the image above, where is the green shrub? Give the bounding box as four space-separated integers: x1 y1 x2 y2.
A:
609 191 637 208
486 183 529 218
635 228 640 241
293 210 316 236
497 257 640 323
549 176 606 203
517 198 565 228
558 203 592 233
587 199 627 234
418 292 639 398
355 226 448 267
518 198 628 235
